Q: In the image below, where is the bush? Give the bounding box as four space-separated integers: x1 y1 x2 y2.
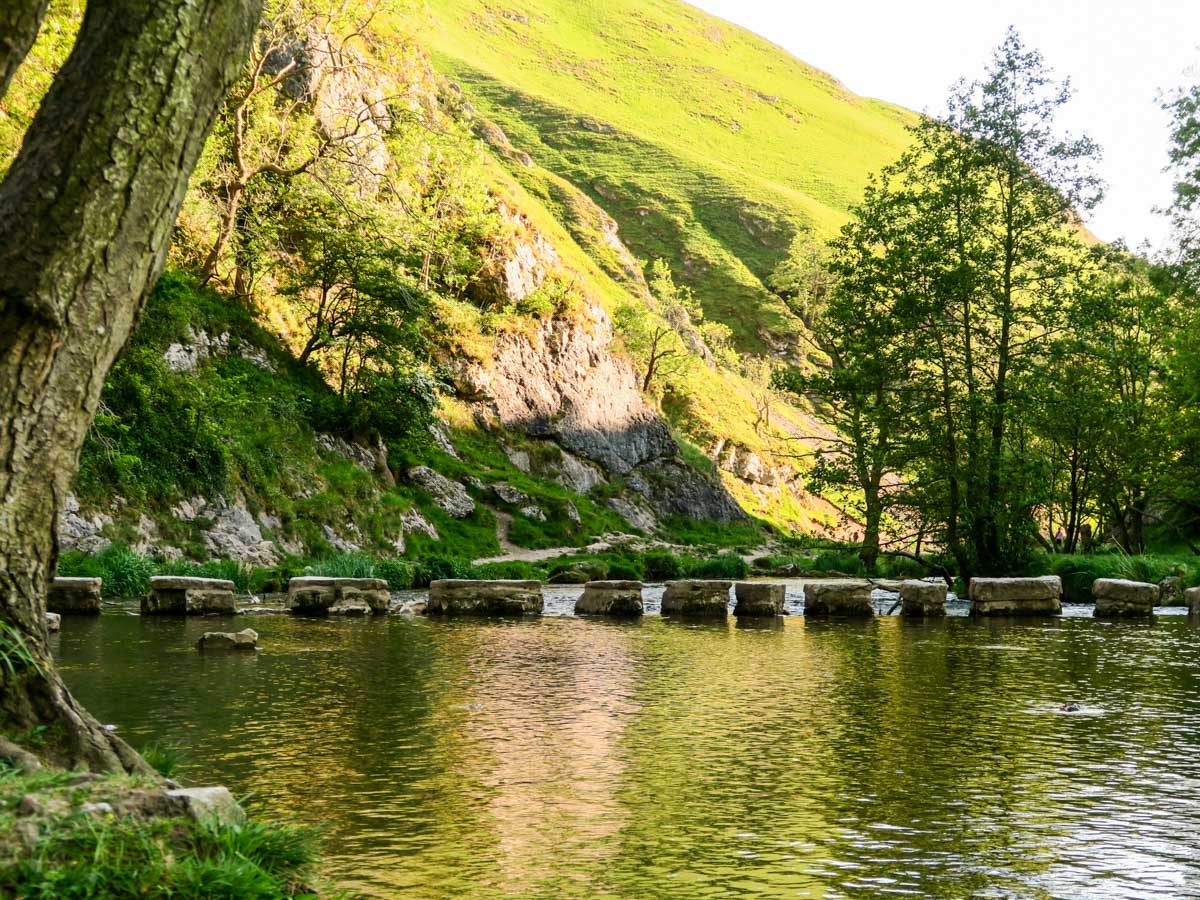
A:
644 551 683 581
376 559 415 590
57 545 157 598
303 553 376 579
685 552 748 580
412 557 479 588
607 561 643 581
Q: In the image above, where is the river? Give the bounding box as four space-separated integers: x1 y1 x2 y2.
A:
52 583 1200 898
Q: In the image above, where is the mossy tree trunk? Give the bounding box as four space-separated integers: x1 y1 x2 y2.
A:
0 0 260 772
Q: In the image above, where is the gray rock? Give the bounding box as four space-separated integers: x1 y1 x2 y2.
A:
734 582 785 617
426 580 543 616
1159 575 1184 607
408 466 476 518
45 612 61 632
554 450 606 493
900 581 947 617
58 493 113 555
804 581 874 618
48 577 102 615
576 581 644 616
171 496 280 566
662 580 731 618
607 497 658 532
1187 586 1200 616
492 482 530 505
166 786 245 828
287 577 389 615
197 629 258 652
143 577 236 616
969 576 1062 617
1093 578 1157 618
632 458 748 524
518 505 547 521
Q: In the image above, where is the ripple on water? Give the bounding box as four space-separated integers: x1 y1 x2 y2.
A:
50 609 1200 899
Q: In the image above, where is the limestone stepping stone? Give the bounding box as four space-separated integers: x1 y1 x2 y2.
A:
733 582 785 617
969 576 1061 617
1092 578 1157 618
45 612 61 632
287 577 389 615
899 580 947 617
1188 587 1200 616
576 581 644 616
142 576 236 616
48 577 102 614
426 580 543 616
804 580 874 618
661 580 732 618
197 628 258 652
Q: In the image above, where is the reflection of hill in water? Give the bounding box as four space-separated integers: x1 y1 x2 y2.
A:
54 613 1200 898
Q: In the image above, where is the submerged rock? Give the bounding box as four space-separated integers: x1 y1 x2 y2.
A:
47 577 102 615
197 629 258 652
900 581 947 617
733 582 785 617
969 576 1061 617
426 580 544 616
804 581 873 618
143 577 236 616
576 581 644 616
1093 578 1157 618
661 580 731 618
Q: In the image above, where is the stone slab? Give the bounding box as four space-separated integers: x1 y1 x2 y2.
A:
576 581 644 616
804 581 873 617
734 582 785 617
426 580 543 616
661 581 732 618
900 581 947 617
969 576 1062 616
47 577 102 614
1093 578 1157 617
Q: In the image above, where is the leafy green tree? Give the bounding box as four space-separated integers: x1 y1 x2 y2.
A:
615 258 709 394
767 231 835 328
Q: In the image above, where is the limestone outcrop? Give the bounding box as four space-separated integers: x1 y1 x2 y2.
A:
900 581 947 617
1093 578 1157 618
968 576 1061 617
661 580 732 618
804 581 873 618
426 580 544 616
576 581 644 616
48 577 102 615
142 577 236 616
407 466 476 518
733 582 785 617
287 577 389 615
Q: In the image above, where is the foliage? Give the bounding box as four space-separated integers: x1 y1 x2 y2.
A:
57 546 157 600
139 742 187 779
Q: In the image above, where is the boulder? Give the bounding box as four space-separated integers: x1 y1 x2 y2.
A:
1159 576 1184 607
576 581 644 616
1093 578 1157 618
426 580 543 616
968 576 1061 616
165 786 245 828
45 612 61 633
733 583 785 617
804 581 873 618
900 581 947 617
1187 586 1200 617
286 577 389 615
491 482 530 505
661 580 731 618
47 577 102 615
142 577 236 616
197 628 258 652
407 466 476 518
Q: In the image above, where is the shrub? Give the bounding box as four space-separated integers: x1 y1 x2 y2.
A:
685 552 748 580
412 557 479 587
644 551 683 581
607 561 643 581
57 545 157 598
376 559 415 590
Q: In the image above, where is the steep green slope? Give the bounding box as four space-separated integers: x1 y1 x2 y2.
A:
414 0 916 348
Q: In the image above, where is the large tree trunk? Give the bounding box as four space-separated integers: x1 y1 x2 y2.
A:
0 0 260 773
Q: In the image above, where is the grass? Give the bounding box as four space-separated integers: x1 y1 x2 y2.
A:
1023 552 1198 604
0 762 326 899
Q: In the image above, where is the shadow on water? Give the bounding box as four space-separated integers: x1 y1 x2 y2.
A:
51 609 1200 899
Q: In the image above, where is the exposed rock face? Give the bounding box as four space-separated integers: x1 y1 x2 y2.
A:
576 581 644 616
1093 578 1157 618
47 577 102 615
408 466 476 518
197 628 259 652
492 482 530 505
968 576 1062 617
59 493 113 555
606 497 658 532
661 580 732 618
316 432 391 484
494 203 561 301
171 496 279 566
734 582 785 617
900 581 947 617
287 577 389 615
142 577 236 616
804 581 873 618
163 326 275 374
426 579 544 616
632 458 746 523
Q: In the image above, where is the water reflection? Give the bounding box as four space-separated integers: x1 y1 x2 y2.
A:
53 608 1200 899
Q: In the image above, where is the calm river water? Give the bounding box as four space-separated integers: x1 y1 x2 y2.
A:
51 584 1200 899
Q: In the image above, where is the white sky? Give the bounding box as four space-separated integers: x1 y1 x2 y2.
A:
691 0 1200 252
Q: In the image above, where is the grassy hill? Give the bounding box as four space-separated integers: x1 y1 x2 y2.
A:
413 0 916 348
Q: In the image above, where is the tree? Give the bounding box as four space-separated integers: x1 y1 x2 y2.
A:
767 231 836 328
615 258 707 394
0 1 260 772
